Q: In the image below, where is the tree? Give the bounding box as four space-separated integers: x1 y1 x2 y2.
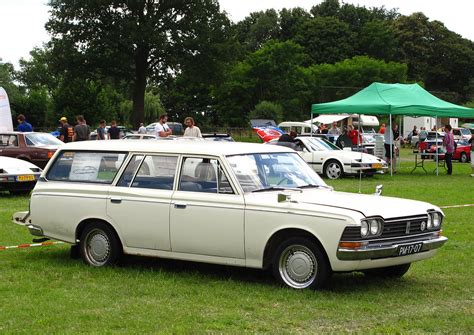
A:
249 101 284 122
46 0 229 127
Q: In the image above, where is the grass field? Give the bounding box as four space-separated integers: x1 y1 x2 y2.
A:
0 150 473 333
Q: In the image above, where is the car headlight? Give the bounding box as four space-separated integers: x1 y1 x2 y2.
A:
430 212 442 228
361 218 383 238
361 220 369 237
426 213 433 229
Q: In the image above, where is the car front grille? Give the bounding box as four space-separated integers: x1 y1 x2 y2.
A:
340 214 440 241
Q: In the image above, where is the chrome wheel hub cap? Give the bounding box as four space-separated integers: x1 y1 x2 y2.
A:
279 245 317 289
86 230 110 265
327 163 341 179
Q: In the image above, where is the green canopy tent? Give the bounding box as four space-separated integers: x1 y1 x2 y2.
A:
311 82 474 177
311 82 474 117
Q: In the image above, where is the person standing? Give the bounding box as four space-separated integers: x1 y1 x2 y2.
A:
108 120 120 139
138 123 147 134
155 114 172 138
183 117 202 137
73 115 90 141
328 122 341 135
384 121 396 172
17 114 33 132
347 125 362 146
379 123 386 134
443 124 455 175
59 117 73 142
97 120 106 140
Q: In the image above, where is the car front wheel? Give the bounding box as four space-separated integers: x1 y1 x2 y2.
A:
324 160 343 179
80 222 122 267
272 237 330 289
459 152 468 163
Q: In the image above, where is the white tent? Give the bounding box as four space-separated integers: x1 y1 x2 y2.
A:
306 114 379 127
0 87 14 131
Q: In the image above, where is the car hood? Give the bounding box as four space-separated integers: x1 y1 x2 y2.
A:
331 150 385 163
245 188 439 219
291 189 438 218
0 156 41 173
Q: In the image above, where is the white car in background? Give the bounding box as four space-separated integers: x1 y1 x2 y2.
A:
0 156 42 194
270 137 387 179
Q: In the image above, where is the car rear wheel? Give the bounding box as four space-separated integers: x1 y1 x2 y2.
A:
272 237 330 289
324 160 343 179
80 222 122 267
363 263 411 278
459 152 468 163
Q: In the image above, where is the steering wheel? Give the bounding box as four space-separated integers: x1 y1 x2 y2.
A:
276 175 292 186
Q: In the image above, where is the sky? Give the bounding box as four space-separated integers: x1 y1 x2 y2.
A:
1 0 473 68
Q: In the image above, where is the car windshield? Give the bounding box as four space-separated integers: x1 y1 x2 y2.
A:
460 128 470 136
227 152 327 193
304 138 340 151
25 133 63 146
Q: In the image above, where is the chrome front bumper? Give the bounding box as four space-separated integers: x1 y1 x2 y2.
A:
337 236 448 260
12 211 44 237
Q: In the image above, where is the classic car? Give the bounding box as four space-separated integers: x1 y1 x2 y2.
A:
425 139 472 163
0 132 63 168
0 156 42 194
13 140 447 290
269 136 387 179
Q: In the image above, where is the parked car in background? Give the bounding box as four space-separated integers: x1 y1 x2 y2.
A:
268 136 387 179
13 140 447 290
0 156 42 194
145 122 184 136
426 139 471 163
278 121 318 136
202 133 234 142
0 132 63 168
90 126 133 140
122 134 157 140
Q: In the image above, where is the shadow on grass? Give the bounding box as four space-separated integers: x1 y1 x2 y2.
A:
18 246 419 293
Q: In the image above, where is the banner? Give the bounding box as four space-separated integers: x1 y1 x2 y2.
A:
0 87 14 131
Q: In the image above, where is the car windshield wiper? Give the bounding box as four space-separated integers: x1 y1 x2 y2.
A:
252 186 302 193
297 184 333 190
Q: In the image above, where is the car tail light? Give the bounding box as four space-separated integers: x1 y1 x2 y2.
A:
47 151 55 158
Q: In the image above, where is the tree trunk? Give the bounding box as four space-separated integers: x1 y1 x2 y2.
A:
132 47 148 128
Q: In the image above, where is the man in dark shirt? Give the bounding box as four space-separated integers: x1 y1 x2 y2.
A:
278 131 297 143
96 120 106 140
73 115 90 141
59 117 73 142
108 120 121 139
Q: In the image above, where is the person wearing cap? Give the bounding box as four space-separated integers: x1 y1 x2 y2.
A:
59 117 73 143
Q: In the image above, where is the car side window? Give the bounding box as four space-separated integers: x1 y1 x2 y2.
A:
116 155 144 187
129 155 177 190
46 151 127 183
0 135 18 147
179 157 234 194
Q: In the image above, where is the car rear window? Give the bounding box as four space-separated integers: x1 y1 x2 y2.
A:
46 151 127 184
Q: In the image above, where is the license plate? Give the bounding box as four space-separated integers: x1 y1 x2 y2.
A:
372 163 382 169
397 243 423 256
16 175 35 182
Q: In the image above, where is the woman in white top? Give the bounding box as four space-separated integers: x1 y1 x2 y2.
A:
183 117 202 138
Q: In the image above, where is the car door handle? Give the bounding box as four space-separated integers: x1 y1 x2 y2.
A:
173 203 187 209
110 197 122 204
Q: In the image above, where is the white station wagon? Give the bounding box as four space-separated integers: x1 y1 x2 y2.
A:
13 140 447 289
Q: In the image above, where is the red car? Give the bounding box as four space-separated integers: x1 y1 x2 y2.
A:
426 140 471 163
0 132 63 168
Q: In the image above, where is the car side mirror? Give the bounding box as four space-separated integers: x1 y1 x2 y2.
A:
374 184 383 196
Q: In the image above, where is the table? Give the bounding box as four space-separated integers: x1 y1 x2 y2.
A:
410 151 446 174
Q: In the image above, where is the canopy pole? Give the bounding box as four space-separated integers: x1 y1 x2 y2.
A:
436 117 439 176
358 114 362 193
389 115 393 176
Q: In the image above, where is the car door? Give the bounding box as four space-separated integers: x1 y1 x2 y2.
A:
107 154 177 251
169 156 245 259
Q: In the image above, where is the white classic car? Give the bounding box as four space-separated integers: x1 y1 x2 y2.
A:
270 136 387 179
0 156 42 194
13 141 447 289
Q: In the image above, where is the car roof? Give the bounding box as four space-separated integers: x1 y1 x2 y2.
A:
58 139 292 156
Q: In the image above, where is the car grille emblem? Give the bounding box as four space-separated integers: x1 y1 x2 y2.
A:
406 221 411 234
420 221 426 231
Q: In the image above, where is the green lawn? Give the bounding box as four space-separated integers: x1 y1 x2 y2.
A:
0 154 473 333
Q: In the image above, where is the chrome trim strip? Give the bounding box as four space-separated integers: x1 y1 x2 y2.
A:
337 236 448 260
